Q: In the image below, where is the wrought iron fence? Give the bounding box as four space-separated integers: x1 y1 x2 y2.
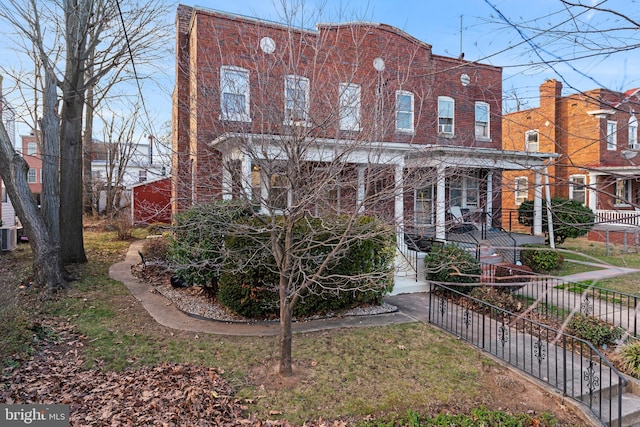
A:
428 283 628 427
481 263 640 339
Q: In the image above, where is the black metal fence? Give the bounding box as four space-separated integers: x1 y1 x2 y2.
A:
428 283 628 427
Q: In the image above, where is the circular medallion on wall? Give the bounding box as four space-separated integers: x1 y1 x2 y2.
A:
260 37 276 54
460 73 471 86
373 57 385 71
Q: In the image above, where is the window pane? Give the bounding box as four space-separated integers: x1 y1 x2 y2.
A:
340 84 360 131
396 112 411 129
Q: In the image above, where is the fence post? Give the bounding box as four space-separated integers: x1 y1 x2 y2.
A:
563 335 567 396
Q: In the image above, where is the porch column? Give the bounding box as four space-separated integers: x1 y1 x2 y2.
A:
533 168 543 236
394 161 405 232
435 165 447 240
240 153 252 200
485 170 493 228
222 154 232 201
588 172 598 212
357 165 366 213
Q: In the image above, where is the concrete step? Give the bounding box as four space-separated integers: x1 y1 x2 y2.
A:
593 392 640 427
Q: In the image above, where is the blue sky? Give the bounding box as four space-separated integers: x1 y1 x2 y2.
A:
1 0 639 140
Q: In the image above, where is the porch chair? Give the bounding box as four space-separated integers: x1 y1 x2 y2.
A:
448 206 477 233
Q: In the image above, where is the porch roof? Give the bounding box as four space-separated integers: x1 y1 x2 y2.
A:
210 132 558 171
590 165 640 176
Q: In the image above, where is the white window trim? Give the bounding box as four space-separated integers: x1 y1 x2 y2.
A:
220 65 251 122
607 120 617 151
474 101 490 140
438 96 454 136
569 174 586 204
395 90 414 133
525 130 539 152
629 116 638 149
514 176 528 206
284 75 310 126
27 142 37 156
339 83 361 131
27 168 37 184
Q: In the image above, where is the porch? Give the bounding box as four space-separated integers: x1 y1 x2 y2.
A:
393 225 545 295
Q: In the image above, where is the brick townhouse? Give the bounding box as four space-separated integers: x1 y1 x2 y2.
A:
172 5 555 280
503 79 640 238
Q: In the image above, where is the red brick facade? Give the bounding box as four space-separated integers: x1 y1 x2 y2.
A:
503 80 640 231
173 6 511 230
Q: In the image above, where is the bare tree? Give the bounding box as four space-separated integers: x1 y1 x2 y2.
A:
0 0 171 266
172 2 487 377
0 102 66 291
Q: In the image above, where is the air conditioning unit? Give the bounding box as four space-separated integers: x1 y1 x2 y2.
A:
1 227 17 251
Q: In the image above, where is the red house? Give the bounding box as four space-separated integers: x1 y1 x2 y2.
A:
172 6 554 292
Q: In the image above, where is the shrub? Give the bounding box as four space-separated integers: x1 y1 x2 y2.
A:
167 201 252 289
424 244 481 293
218 215 395 318
520 244 564 273
469 287 523 313
621 341 640 378
517 198 595 244
567 314 623 347
110 211 133 240
141 237 169 262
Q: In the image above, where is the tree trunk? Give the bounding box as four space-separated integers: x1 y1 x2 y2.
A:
83 67 94 215
40 67 60 246
59 91 87 263
279 299 294 377
0 116 66 291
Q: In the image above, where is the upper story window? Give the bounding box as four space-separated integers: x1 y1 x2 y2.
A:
475 102 490 139
27 142 37 156
220 66 251 122
569 175 586 204
607 120 617 150
339 83 361 131
515 176 528 206
139 170 147 183
395 91 414 133
438 96 454 135
525 130 539 152
28 168 37 184
629 116 638 148
284 75 309 124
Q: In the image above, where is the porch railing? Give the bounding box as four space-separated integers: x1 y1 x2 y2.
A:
596 209 640 227
481 263 640 339
428 283 628 427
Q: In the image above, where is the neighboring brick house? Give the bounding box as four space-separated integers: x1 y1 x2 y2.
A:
172 5 555 281
503 79 640 237
19 132 43 201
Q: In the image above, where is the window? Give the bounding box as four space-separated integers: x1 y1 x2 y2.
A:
1 184 6 203
475 102 490 139
438 96 454 135
569 175 586 204
629 116 638 148
339 83 361 131
395 91 414 132
525 130 539 152
415 186 434 226
269 174 288 210
515 176 528 206
220 66 250 122
615 178 632 205
449 173 479 208
28 168 37 184
138 170 147 183
27 142 37 156
607 120 617 150
284 75 309 123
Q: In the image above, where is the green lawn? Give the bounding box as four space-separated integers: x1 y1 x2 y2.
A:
0 228 589 426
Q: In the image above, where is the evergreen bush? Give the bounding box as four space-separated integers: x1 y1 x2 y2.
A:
424 244 481 293
520 244 564 273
